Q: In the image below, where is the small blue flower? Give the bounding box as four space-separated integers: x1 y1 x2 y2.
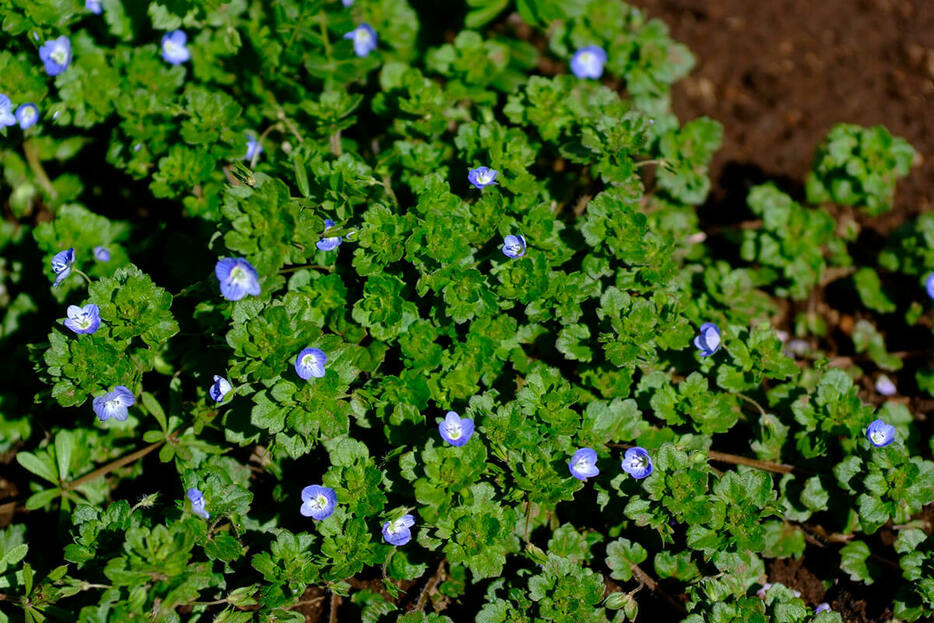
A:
316 219 342 251
187 487 210 519
344 23 377 57
438 411 474 447
245 133 262 161
39 36 72 76
467 166 498 189
161 30 190 65
694 322 721 357
926 272 934 301
92 386 135 422
295 347 327 380
501 234 526 259
64 304 101 335
300 485 337 520
209 375 232 402
621 447 653 479
815 603 830 614
866 419 895 447
93 246 110 262
0 95 17 128
86 0 102 14
15 103 38 130
342 0 354 5
51 248 75 287
215 257 261 301
875 375 896 397
569 448 600 481
570 46 607 79
382 514 415 546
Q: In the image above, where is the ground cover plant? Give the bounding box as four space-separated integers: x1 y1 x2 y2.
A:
0 0 932 621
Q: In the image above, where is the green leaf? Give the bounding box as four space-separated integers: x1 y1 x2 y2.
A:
16 452 58 485
840 540 874 584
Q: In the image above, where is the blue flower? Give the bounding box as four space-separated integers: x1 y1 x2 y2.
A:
382 514 415 546
0 95 17 128
161 30 190 65
187 488 210 519
209 375 232 402
93 246 110 262
39 36 71 76
815 603 830 614
300 485 337 520
875 375 896 397
621 447 653 479
64 304 101 335
501 234 526 259
245 133 262 161
926 272 934 301
92 386 135 422
295 347 327 380
866 419 895 447
316 219 342 251
467 166 498 189
86 0 102 14
344 23 377 57
15 103 38 130
215 257 261 301
342 0 354 5
438 411 474 447
694 322 721 357
51 248 75 287
570 46 607 79
568 448 600 481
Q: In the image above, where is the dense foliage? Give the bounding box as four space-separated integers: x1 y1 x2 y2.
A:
0 1 932 622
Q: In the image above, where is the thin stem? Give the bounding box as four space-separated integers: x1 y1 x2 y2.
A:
328 591 340 623
630 563 684 613
23 140 57 199
329 130 342 157
735 392 767 418
609 442 805 476
706 450 800 475
277 109 304 143
415 560 446 612
251 123 282 170
66 440 165 490
73 268 92 285
318 10 333 68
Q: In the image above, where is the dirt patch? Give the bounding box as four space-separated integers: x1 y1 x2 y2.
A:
630 0 934 234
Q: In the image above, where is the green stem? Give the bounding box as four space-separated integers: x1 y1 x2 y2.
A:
23 140 56 199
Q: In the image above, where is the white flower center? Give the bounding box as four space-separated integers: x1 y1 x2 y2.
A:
575 457 591 471
477 171 494 184
75 313 92 329
870 429 887 444
21 108 36 123
310 494 328 511
446 421 462 440
164 40 183 58
579 52 595 66
388 519 404 534
51 47 68 66
354 29 372 45
229 266 247 285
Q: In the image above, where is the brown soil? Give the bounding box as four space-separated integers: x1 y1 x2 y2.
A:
626 2 932 621
630 0 934 234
